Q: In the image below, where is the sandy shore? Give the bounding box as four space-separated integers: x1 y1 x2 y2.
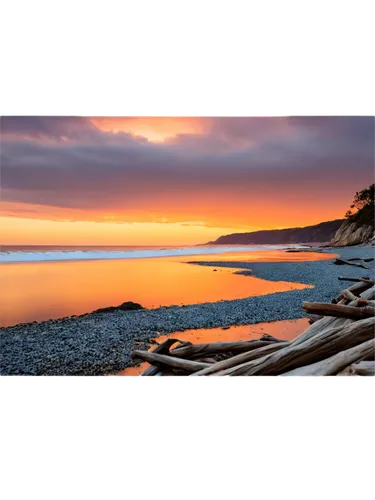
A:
1 246 374 375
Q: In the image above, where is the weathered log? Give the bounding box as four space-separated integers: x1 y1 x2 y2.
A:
214 318 375 376
169 339 280 360
302 302 375 320
340 289 358 302
333 281 372 303
333 258 369 269
292 316 353 347
332 295 344 305
361 286 375 301
154 367 184 376
133 350 211 373
191 341 289 376
308 314 324 324
332 297 348 305
282 339 375 376
347 258 374 262
195 358 217 364
153 366 178 378
295 286 375 347
336 361 375 378
141 338 182 376
346 280 373 297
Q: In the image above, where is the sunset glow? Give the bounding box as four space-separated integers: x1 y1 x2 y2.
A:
90 117 205 143
1 116 374 245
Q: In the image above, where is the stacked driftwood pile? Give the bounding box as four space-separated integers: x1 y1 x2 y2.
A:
133 277 375 376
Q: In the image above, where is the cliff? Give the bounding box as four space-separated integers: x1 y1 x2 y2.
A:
330 219 374 247
207 219 344 245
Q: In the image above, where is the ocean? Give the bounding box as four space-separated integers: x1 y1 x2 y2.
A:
0 244 307 263
0 244 318 326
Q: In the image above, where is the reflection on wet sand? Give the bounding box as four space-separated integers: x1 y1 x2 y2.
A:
0 251 329 327
187 250 335 263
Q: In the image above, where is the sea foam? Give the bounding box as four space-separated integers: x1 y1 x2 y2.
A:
0 244 308 263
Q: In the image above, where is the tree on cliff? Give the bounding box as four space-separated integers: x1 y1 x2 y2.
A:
345 184 374 226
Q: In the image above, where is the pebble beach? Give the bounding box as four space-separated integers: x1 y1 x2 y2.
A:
1 246 374 376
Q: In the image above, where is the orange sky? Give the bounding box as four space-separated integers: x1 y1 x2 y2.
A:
0 116 373 245
0 216 247 246
90 117 206 143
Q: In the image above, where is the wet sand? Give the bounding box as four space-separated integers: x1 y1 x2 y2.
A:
0 250 330 327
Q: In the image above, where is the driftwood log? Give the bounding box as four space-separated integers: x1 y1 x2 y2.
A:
191 342 289 376
282 339 375 376
133 350 211 373
302 302 375 320
332 280 373 304
308 314 323 324
333 258 369 269
337 360 375 376
294 285 375 348
340 289 358 302
169 339 282 360
213 318 375 376
141 338 182 376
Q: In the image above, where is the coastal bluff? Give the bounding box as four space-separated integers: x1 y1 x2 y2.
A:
330 183 374 247
330 219 375 247
206 219 343 245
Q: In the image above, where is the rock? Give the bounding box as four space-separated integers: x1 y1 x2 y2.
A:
92 301 144 314
330 219 374 246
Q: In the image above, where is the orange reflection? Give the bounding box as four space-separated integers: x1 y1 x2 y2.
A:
0 250 329 327
188 250 336 263
120 318 310 375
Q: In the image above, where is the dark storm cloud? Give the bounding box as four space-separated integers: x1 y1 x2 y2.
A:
0 116 374 218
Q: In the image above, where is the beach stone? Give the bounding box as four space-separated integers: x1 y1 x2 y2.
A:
92 301 144 314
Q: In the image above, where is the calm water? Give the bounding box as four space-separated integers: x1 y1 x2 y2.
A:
0 249 333 327
0 243 306 263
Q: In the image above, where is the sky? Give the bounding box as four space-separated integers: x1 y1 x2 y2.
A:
0 116 374 245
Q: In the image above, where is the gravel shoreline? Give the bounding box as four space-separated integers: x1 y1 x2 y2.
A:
1 246 374 376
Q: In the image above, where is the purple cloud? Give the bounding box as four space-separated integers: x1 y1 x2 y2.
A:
0 116 373 225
